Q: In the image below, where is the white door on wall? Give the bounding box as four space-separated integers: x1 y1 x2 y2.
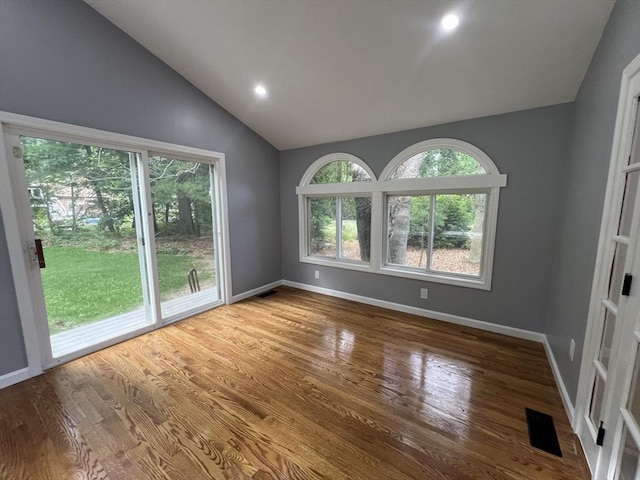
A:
576 54 640 479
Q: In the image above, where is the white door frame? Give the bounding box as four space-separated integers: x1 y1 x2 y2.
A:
0 112 233 380
575 53 640 476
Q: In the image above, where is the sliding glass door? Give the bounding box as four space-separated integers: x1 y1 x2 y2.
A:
3 125 227 366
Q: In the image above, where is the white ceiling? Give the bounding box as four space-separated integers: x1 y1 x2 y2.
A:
85 0 615 150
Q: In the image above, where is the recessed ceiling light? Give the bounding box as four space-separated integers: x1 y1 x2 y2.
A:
441 13 459 31
254 84 268 98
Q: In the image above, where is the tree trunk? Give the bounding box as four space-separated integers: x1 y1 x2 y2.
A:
351 167 371 262
386 158 421 263
42 190 57 235
177 192 196 235
354 197 371 261
94 186 115 233
468 194 485 263
388 197 412 264
70 179 77 232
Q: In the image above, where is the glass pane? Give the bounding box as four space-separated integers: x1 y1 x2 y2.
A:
617 427 639 480
589 373 606 427
149 156 218 317
387 195 430 268
598 308 617 370
21 136 150 358
340 197 371 262
608 242 628 306
309 197 336 257
627 344 640 426
431 193 485 276
618 170 639 236
390 149 486 179
310 161 370 184
628 106 640 166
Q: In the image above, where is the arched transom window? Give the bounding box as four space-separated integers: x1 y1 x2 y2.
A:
296 140 507 289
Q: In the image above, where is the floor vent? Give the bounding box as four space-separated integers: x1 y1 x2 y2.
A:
256 290 277 298
525 408 562 457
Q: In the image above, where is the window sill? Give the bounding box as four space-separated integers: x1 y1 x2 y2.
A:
299 255 490 290
379 266 490 290
300 255 373 273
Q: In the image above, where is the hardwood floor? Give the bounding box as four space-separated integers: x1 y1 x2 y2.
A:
0 286 588 479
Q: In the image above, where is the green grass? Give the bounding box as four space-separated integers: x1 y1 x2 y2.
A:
42 247 213 332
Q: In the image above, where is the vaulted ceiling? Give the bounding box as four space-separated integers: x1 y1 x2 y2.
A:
85 0 615 150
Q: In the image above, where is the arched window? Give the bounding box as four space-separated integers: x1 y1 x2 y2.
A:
297 154 375 265
296 140 507 289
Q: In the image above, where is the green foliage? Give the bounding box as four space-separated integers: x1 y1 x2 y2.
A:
309 197 335 250
310 161 369 184
417 149 484 177
149 156 213 236
402 194 475 249
433 194 474 248
22 136 134 235
407 196 430 248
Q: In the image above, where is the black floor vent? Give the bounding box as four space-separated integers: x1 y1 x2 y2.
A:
525 408 562 457
256 290 277 298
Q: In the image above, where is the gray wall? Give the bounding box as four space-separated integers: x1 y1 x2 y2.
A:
0 0 282 375
281 104 573 333
546 0 640 404
0 209 27 375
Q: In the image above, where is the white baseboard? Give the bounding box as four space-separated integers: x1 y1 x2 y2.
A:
542 336 576 423
282 280 546 342
231 280 283 303
0 367 33 389
282 279 576 425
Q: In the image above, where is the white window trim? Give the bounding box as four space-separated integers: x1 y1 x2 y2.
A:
297 139 507 290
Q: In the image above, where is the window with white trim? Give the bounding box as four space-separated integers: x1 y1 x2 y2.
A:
296 140 507 289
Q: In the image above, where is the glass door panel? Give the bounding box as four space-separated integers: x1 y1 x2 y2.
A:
148 154 220 321
617 427 639 480
20 136 152 359
619 170 639 237
615 342 640 479
599 308 617 370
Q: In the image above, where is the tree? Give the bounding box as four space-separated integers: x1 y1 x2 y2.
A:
148 156 212 237
352 167 371 261
387 158 421 263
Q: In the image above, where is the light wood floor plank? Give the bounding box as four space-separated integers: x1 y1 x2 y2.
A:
0 286 588 479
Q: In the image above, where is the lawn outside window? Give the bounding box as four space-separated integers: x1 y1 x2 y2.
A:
296 140 507 289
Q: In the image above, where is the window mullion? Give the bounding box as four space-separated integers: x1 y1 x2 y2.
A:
336 197 343 259
427 194 435 272
371 192 383 271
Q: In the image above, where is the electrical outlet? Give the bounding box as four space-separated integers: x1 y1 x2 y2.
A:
314 270 320 280
420 288 428 300
569 339 576 362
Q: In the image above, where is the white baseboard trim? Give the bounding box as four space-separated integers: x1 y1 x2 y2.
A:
283 280 545 342
542 336 576 424
0 367 34 389
231 280 284 304
282 279 576 425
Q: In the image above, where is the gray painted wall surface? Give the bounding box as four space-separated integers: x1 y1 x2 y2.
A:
546 0 640 404
0 209 28 375
281 104 573 333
